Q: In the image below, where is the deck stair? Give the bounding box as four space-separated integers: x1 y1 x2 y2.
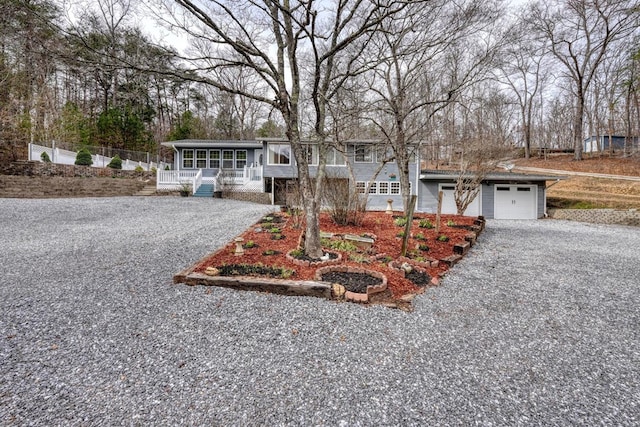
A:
193 183 214 197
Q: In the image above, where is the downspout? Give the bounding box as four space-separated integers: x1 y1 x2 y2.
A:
172 144 179 171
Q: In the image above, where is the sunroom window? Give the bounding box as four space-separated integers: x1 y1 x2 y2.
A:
268 143 291 165
182 149 194 168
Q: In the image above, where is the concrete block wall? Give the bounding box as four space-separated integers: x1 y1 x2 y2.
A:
0 175 148 198
548 209 640 227
2 161 155 179
0 161 152 198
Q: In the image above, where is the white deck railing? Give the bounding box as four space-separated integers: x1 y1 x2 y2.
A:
157 170 201 191
158 166 263 193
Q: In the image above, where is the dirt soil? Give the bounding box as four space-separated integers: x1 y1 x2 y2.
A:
515 154 640 209
193 211 478 303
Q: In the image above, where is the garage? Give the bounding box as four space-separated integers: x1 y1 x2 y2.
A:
494 185 537 219
439 184 481 216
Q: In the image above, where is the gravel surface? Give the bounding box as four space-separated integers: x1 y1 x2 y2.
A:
1 197 639 426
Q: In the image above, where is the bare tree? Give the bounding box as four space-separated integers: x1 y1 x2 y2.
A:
528 0 640 160
495 20 550 159
154 0 410 259
363 0 506 215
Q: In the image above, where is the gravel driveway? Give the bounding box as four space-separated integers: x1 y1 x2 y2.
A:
1 197 639 426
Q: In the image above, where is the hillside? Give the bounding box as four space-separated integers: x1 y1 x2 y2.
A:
514 154 640 209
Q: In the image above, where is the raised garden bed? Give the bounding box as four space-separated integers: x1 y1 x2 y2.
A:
175 211 484 309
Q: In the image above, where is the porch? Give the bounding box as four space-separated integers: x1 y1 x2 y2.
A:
156 165 263 195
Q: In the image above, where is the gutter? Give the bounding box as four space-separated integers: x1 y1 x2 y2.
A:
171 144 179 171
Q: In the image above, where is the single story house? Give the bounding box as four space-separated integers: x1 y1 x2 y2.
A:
158 139 563 219
583 135 638 153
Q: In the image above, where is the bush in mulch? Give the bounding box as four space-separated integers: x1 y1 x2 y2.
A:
321 271 382 293
290 250 339 263
217 263 294 279
405 270 431 287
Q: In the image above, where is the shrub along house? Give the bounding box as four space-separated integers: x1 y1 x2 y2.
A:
158 138 562 219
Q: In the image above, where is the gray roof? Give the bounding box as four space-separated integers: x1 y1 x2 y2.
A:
420 169 566 182
161 139 263 148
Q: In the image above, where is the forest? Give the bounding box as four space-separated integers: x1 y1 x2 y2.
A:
1 0 639 166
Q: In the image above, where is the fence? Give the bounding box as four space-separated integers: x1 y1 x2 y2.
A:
28 143 169 171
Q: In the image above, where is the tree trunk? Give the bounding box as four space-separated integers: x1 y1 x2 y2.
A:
573 95 584 160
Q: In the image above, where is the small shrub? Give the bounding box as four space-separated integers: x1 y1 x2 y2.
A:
164 165 170 170
179 182 191 196
407 250 426 262
418 243 430 252
243 240 257 249
378 255 393 264
437 235 449 242
348 253 370 264
269 227 281 233
394 217 407 227
289 248 304 258
107 154 123 169
134 165 144 172
151 167 157 174
262 249 281 256
418 219 434 229
75 148 93 166
415 233 426 241
321 238 358 252
397 231 406 238
446 219 456 227
271 233 285 240
40 151 51 163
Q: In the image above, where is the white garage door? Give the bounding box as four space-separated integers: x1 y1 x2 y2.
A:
494 185 537 219
439 184 481 216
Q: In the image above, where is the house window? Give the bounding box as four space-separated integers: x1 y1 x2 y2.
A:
209 150 220 169
196 149 207 168
354 144 373 162
303 144 318 165
368 182 377 194
268 143 291 165
326 147 345 166
356 181 366 193
182 149 194 168
378 182 389 195
236 150 247 169
222 150 234 169
390 182 400 194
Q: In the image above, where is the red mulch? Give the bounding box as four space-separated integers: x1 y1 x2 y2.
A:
192 211 477 301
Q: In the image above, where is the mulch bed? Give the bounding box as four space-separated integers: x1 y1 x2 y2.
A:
192 211 478 302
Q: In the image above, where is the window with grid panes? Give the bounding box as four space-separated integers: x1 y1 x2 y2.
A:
222 150 234 168
236 150 247 169
182 149 194 168
196 150 207 168
378 181 389 194
209 150 220 168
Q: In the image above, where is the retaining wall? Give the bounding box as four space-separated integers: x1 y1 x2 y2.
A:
2 161 155 179
548 208 640 227
0 161 152 198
